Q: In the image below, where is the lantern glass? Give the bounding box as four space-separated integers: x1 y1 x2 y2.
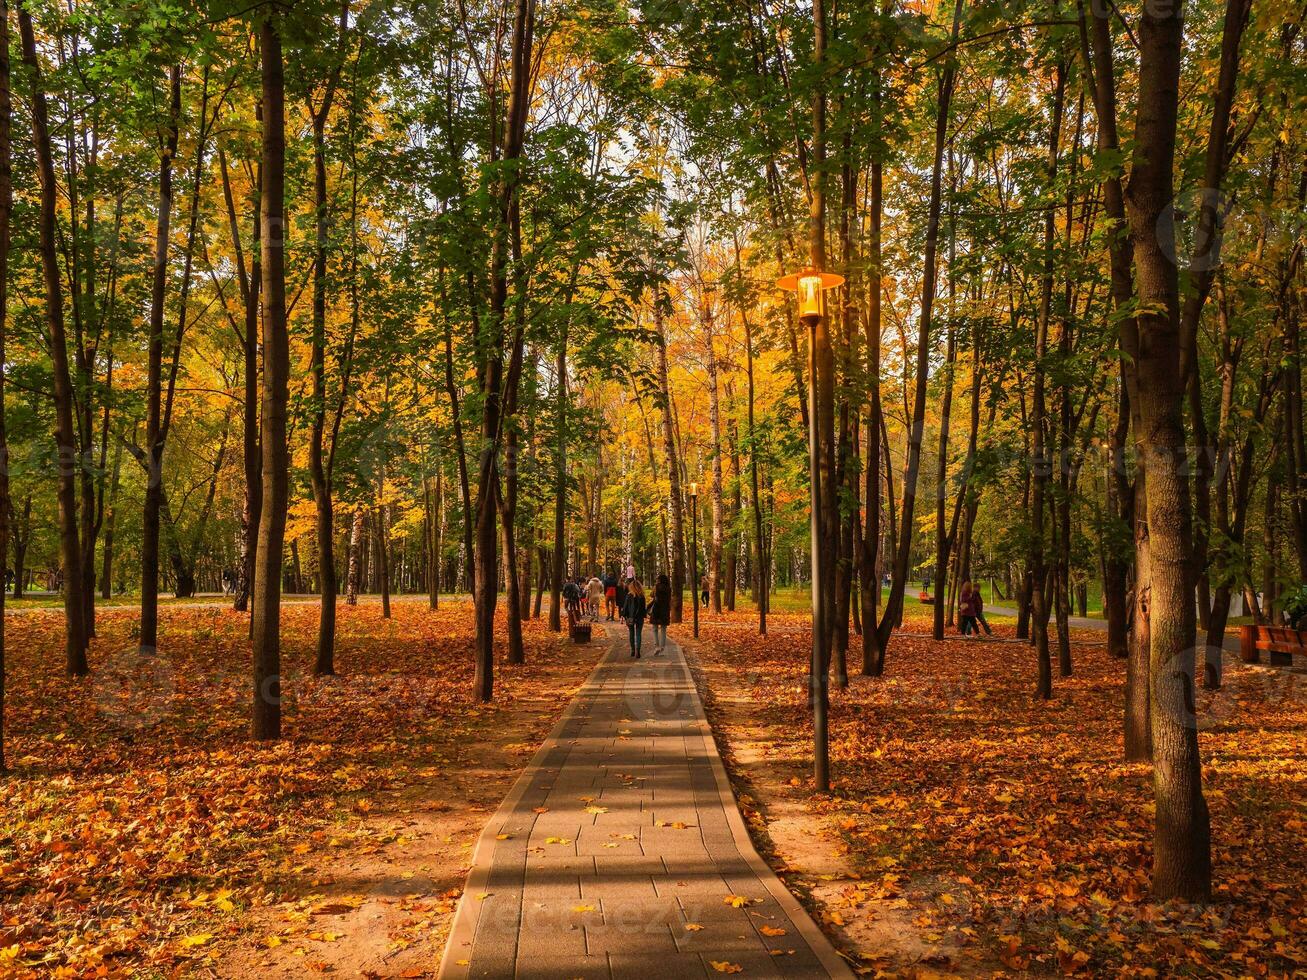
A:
797 274 824 317
689 482 698 498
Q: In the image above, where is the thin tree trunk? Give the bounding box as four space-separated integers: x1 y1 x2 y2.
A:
874 0 965 665
19 2 87 674
252 14 289 741
308 10 349 674
0 0 11 772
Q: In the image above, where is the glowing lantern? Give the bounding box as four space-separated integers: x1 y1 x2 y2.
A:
776 268 845 318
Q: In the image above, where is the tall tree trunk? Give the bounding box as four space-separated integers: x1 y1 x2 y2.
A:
0 0 11 772
19 2 87 674
1080 0 1150 758
346 507 363 605
252 15 289 741
1125 0 1211 902
874 0 965 665
704 295 724 613
140 67 179 653
308 12 348 674
549 336 567 631
655 287 687 622
1031 64 1065 699
100 437 124 598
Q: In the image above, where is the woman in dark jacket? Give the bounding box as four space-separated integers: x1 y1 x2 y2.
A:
649 574 672 655
621 579 647 658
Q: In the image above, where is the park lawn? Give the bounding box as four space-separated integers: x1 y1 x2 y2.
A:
0 600 598 977
688 609 1305 977
759 583 1104 618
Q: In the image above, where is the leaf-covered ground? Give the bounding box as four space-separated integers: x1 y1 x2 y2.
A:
688 611 1305 977
0 599 597 977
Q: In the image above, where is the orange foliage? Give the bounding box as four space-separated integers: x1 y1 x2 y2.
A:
693 610 1305 976
0 602 579 976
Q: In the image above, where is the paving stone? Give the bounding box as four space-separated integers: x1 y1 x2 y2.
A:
438 629 851 978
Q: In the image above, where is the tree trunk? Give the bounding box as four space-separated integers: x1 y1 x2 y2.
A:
100 438 124 598
252 14 289 741
140 65 180 653
655 288 687 623
19 2 87 674
1126 0 1211 901
308 27 348 673
874 0 965 665
1031 63 1065 699
704 294 724 613
0 0 11 772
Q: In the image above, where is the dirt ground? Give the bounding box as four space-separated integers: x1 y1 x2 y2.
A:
208 631 603 979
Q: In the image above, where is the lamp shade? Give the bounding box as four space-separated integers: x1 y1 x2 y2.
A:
689 482 698 498
776 268 845 318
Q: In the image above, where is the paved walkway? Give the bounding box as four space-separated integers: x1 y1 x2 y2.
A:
439 627 852 979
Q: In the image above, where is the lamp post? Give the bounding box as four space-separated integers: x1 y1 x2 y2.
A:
777 267 843 792
689 482 699 639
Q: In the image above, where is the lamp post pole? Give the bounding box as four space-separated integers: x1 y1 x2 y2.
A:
777 268 842 794
690 486 699 639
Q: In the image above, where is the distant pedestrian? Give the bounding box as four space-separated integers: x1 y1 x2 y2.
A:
604 570 618 620
586 574 604 621
958 581 978 637
615 575 628 622
622 579 647 658
649 573 672 655
562 577 583 622
700 574 709 609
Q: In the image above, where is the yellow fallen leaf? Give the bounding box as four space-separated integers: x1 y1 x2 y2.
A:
545 837 573 845
710 961 743 974
572 904 597 913
685 923 705 932
179 933 213 949
724 895 756 908
585 805 609 815
495 834 512 840
760 925 787 937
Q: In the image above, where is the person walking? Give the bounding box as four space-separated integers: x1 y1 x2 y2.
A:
649 573 672 655
586 574 604 622
622 578 648 658
603 570 618 620
958 580 978 637
699 573 709 609
615 575 628 623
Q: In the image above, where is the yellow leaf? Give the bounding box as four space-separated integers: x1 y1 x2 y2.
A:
724 895 756 908
710 961 743 974
180 933 214 949
495 834 512 840
572 904 597 913
685 923 705 931
545 837 573 845
759 925 787 937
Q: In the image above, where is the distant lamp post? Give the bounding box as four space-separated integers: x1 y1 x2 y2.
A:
777 266 843 792
689 482 699 639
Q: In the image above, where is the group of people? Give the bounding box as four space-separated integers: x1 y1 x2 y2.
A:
561 566 673 659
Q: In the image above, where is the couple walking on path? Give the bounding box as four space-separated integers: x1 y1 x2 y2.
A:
621 573 672 659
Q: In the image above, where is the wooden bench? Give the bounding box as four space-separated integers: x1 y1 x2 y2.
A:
567 608 591 643
1240 624 1306 666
